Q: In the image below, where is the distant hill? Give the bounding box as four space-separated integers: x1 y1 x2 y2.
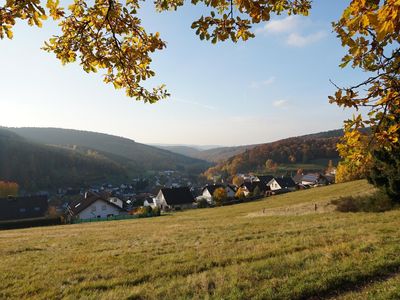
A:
0 128 128 191
194 144 260 162
157 130 345 163
154 145 203 158
203 129 344 177
1 127 345 190
155 144 259 162
7 127 211 175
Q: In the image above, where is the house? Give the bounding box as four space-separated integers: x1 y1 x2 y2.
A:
301 173 330 186
201 184 236 203
324 174 336 184
227 184 238 193
108 197 124 209
144 198 156 208
153 187 194 210
254 175 274 186
326 167 337 176
0 195 48 221
67 192 127 221
240 181 269 196
267 177 297 192
131 193 154 208
292 173 304 185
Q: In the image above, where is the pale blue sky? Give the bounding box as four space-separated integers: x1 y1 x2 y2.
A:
0 1 365 146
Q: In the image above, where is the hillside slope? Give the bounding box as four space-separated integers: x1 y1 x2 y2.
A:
204 129 343 176
7 127 211 174
0 128 128 190
1 181 399 299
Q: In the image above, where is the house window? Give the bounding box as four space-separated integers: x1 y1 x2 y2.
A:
34 207 41 211
19 208 26 213
101 205 107 211
91 206 96 212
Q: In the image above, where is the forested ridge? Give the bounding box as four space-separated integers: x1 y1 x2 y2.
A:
0 127 211 191
8 127 210 174
0 128 128 190
204 130 343 176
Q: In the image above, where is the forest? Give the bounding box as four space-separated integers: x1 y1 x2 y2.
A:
204 132 341 177
0 128 128 191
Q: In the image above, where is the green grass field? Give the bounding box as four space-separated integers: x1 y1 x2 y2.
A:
1 180 399 299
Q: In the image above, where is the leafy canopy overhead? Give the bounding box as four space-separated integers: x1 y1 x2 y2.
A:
0 0 311 102
331 0 400 150
329 0 400 186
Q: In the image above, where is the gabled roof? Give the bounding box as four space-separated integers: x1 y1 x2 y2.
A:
255 175 274 186
274 177 296 188
67 192 125 216
241 181 268 192
302 173 331 184
160 187 194 205
292 174 303 184
302 173 320 183
0 196 48 221
227 184 237 192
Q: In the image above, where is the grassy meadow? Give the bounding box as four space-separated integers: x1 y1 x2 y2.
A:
1 180 399 299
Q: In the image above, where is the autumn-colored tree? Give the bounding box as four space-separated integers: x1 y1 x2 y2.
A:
0 181 19 197
328 1 400 198
213 187 227 206
232 175 244 187
265 159 273 170
265 159 278 173
335 130 372 183
330 1 400 150
235 187 246 199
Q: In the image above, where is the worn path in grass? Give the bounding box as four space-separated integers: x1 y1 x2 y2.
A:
0 180 399 299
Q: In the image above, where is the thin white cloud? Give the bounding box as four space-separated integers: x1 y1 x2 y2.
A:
286 31 327 47
174 98 216 110
259 16 301 34
250 76 276 89
272 99 289 108
256 15 326 47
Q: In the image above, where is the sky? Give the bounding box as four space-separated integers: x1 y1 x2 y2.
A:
0 1 367 146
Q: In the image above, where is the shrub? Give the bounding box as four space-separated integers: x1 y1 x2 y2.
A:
196 198 209 208
152 206 161 216
135 206 153 217
213 187 227 206
235 187 246 199
331 192 395 212
253 186 261 197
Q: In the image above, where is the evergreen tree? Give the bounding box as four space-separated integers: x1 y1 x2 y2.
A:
368 145 400 203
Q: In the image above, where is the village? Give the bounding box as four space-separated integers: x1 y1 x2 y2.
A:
0 168 336 227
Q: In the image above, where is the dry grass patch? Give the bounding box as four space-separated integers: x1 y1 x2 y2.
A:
0 180 399 299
